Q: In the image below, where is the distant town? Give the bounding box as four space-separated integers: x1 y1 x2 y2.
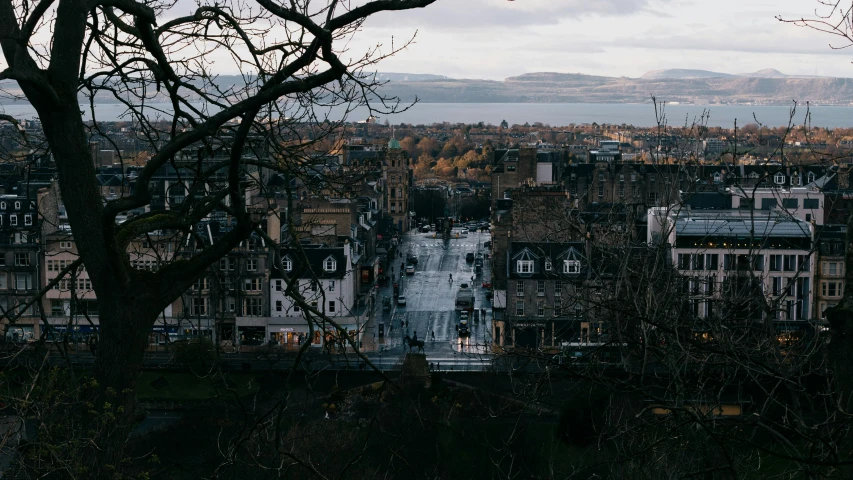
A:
0 116 850 352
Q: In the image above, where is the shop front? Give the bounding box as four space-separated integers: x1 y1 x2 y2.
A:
238 316 363 350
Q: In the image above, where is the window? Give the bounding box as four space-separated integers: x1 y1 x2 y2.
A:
14 233 27 245
804 199 819 209
517 260 533 274
554 280 562 297
807 172 816 184
772 277 783 296
191 297 207 316
24 214 32 226
324 258 337 272
783 255 796 272
563 260 580 274
537 303 545 317
60 241 72 249
554 300 562 317
774 173 786 184
677 254 691 270
14 253 29 266
706 254 719 270
9 215 16 226
574 304 583 318
220 258 227 270
51 300 64 316
824 262 841 276
515 301 524 316
798 255 810 272
0 202 5 210
13 201 19 210
691 254 704 271
598 183 604 198
516 281 524 297
537 280 545 296
823 282 842 298
328 301 336 313
247 259 258 271
0 274 6 289
228 299 236 312
782 198 798 209
769 255 782 272
244 298 263 316
244 278 261 291
282 257 292 272
274 279 283 291
275 300 283 312
15 273 32 290
328 281 335 292
193 277 209 291
761 198 777 210
545 260 552 271
647 192 657 204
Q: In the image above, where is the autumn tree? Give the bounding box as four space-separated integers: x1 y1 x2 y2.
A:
0 0 436 475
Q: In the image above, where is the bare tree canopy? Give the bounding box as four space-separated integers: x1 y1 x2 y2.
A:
0 0 435 475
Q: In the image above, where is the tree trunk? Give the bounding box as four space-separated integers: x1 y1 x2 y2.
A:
84 290 159 476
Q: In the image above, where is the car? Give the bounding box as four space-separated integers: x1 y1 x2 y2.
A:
407 255 418 265
459 283 469 289
481 282 492 288
460 229 469 235
397 295 407 306
465 252 475 262
420 225 431 233
405 265 415 274
483 241 492 248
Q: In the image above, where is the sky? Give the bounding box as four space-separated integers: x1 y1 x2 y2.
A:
343 0 853 80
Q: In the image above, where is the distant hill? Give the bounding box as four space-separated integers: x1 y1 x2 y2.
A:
5 70 853 106
743 68 788 78
375 70 853 105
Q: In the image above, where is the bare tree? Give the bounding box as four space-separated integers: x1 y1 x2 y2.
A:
0 0 436 474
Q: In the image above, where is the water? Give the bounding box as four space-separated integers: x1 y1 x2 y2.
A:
0 101 849 128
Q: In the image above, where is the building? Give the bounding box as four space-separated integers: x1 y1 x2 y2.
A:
1 194 41 341
251 242 359 348
649 207 816 324
383 138 412 233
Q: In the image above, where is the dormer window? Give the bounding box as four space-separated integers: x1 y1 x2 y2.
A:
545 260 552 271
712 172 722 183
774 173 786 185
517 260 534 274
13 201 20 210
324 257 337 272
564 260 580 274
1 202 6 210
807 172 816 184
282 256 293 272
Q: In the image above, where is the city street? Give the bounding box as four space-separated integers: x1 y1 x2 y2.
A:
367 228 493 370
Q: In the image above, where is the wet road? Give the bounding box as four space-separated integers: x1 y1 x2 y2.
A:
375 229 493 368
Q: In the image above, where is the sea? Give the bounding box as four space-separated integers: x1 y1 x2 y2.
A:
1 102 851 128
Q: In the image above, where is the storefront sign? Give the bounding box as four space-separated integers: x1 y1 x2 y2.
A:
277 327 295 332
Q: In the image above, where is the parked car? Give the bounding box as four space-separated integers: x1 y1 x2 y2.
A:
397 295 407 306
465 252 475 262
405 265 416 274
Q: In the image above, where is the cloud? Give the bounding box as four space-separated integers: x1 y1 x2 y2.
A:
363 0 662 29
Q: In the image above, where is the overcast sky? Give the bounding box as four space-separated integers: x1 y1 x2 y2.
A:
345 0 853 79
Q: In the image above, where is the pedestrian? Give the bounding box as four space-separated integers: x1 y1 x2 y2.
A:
431 330 435 341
